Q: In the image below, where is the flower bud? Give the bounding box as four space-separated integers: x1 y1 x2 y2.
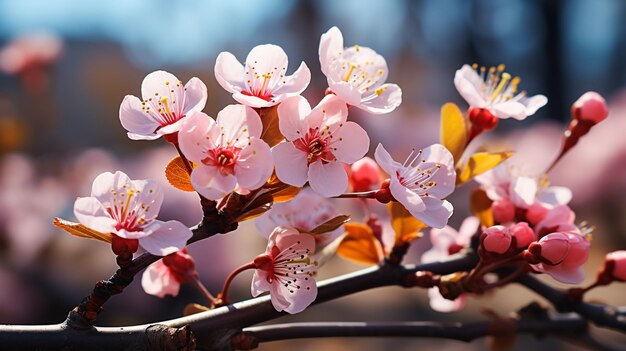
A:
525 202 549 226
374 179 393 203
469 107 499 131
526 232 589 284
535 232 569 265
572 91 608 124
482 225 512 254
510 222 535 249
604 251 626 282
491 199 515 224
350 157 381 192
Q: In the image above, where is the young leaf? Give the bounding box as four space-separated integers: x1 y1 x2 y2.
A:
457 151 513 185
388 202 427 245
53 217 112 243
264 173 301 203
337 223 384 265
165 156 196 192
470 188 494 227
440 102 468 163
310 215 351 235
259 105 284 147
183 303 210 316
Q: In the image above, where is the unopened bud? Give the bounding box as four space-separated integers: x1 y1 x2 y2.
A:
469 107 499 131
350 157 381 192
492 199 515 224
603 251 626 282
510 222 535 249
374 179 394 203
572 91 608 124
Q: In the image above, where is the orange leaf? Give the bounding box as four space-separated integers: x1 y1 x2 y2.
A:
440 102 468 163
388 202 427 245
470 188 493 227
183 303 210 316
259 105 284 147
310 215 350 234
456 151 513 185
53 217 112 243
337 223 384 265
165 156 196 192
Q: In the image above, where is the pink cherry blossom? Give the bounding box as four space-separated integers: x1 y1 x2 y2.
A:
349 157 381 192
141 248 196 298
422 217 479 312
251 226 317 314
572 91 608 124
318 26 402 114
214 44 310 108
605 251 626 281
119 70 208 141
73 171 192 256
534 205 576 238
273 95 369 197
178 106 274 200
374 143 456 229
482 225 512 254
527 231 589 284
256 187 343 252
454 64 547 120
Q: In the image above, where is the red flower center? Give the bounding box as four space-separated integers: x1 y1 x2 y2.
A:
202 147 241 175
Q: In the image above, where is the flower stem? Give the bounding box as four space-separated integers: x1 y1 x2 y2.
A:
190 273 220 306
218 262 257 305
334 191 378 199
173 142 193 174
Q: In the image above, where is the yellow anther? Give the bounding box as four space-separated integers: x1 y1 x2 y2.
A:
377 69 384 76
489 66 496 73
472 63 478 70
354 44 360 52
491 73 511 100
343 63 357 82
375 87 384 96
497 64 505 72
160 97 172 116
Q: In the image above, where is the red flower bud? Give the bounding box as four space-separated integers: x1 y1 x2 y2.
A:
572 91 608 124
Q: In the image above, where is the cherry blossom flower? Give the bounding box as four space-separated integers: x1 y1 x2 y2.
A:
214 44 310 108
119 71 208 141
273 95 369 197
534 204 577 238
374 143 455 229
73 171 192 256
178 106 273 200
251 226 317 314
318 26 402 114
141 248 196 298
256 187 343 252
454 64 547 120
526 231 589 284
422 217 479 312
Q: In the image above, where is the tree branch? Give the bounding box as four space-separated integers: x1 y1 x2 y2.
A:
235 318 587 348
517 274 626 332
0 253 478 350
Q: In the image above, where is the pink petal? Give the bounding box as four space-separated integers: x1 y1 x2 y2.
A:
244 44 288 84
374 143 402 177
216 104 263 141
178 111 219 164
419 144 456 199
492 101 527 120
457 216 480 245
319 26 344 77
523 94 548 116
331 121 369 164
510 176 537 208
232 91 276 108
389 179 426 214
234 138 273 191
141 260 181 298
214 51 245 94
73 196 117 233
119 95 160 140
277 95 312 141
415 197 453 229
308 161 348 197
538 186 572 206
141 70 181 102
251 269 272 297
139 220 192 256
272 61 311 96
182 77 208 114
273 142 308 187
190 165 238 200
275 275 317 314
454 65 486 108
327 80 362 106
313 94 348 131
90 171 133 203
132 179 164 220
359 83 402 114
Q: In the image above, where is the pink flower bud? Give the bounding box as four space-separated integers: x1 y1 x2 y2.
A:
572 91 608 124
350 157 381 192
525 202 549 226
529 231 589 284
605 251 626 281
482 225 512 254
492 199 515 224
510 222 535 249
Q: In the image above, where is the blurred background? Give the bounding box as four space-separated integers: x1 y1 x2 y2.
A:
1 0 626 350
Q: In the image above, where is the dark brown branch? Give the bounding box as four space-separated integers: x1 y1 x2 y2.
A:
66 202 237 328
236 318 587 347
0 253 478 350
517 274 626 332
